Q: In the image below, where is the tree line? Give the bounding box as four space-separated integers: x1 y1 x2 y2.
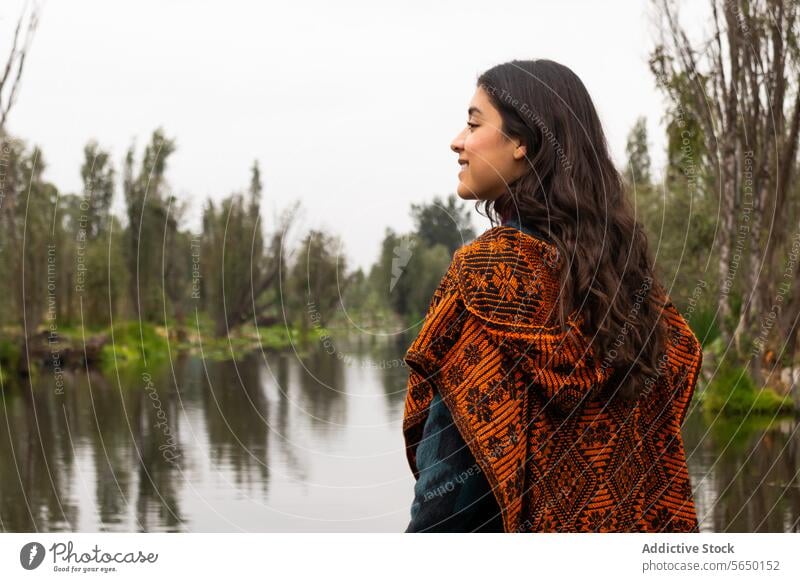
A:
0 127 479 347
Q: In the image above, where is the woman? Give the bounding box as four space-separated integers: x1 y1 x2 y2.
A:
402 59 703 533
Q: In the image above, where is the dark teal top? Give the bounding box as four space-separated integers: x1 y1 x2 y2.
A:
404 216 548 533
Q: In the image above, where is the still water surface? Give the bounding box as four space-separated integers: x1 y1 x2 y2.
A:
1 336 798 532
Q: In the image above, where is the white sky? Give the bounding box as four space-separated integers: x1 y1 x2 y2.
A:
1 0 708 272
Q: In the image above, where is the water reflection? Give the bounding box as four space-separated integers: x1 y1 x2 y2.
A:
686 406 800 532
1 336 414 532
1 337 799 532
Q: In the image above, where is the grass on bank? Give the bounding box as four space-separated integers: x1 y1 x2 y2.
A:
700 359 794 416
0 319 325 378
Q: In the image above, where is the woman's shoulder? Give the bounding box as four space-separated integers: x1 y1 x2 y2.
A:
455 224 559 263
454 224 561 273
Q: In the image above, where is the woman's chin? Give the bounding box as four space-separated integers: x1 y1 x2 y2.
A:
456 183 480 200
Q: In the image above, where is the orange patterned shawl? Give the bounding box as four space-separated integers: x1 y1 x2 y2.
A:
402 225 703 532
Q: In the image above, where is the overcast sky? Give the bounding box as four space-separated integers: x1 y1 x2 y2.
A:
1 0 707 272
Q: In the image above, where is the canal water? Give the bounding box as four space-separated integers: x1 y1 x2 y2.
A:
1 336 798 532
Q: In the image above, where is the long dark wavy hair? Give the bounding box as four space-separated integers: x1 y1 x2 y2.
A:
476 59 668 404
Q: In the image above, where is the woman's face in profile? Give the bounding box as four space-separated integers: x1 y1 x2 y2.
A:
450 85 527 201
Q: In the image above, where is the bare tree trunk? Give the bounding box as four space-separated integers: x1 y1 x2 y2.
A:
0 4 39 133
717 145 737 345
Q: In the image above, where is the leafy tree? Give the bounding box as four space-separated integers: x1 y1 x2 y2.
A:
80 140 115 240
624 116 652 187
368 228 452 322
123 128 177 323
201 161 291 336
0 138 58 335
410 194 475 254
287 228 347 331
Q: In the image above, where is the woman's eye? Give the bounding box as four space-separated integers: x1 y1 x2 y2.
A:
467 122 479 131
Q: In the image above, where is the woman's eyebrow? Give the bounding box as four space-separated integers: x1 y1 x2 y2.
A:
468 106 482 116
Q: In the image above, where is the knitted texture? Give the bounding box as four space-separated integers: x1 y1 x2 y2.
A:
402 225 703 533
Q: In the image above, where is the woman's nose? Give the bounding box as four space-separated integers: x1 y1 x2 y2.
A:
451 130 465 153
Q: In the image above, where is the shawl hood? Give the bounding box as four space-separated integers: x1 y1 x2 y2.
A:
452 225 616 417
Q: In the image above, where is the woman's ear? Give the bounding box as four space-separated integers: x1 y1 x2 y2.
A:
513 143 527 160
